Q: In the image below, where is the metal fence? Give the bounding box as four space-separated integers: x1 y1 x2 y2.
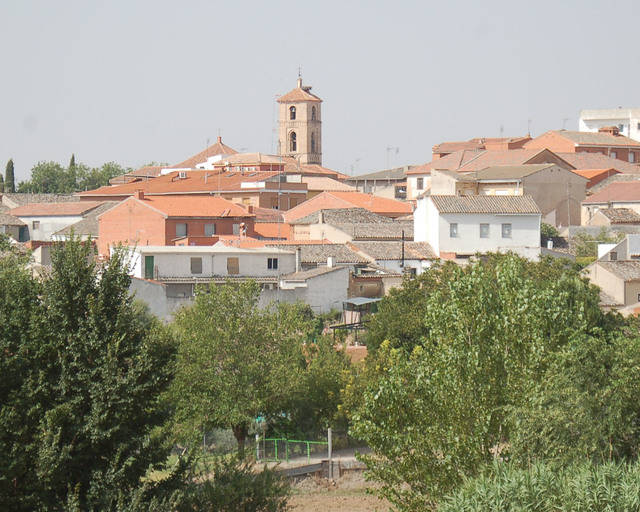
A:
256 436 328 463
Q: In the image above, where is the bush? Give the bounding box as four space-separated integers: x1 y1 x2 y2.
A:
154 457 290 512
440 461 640 511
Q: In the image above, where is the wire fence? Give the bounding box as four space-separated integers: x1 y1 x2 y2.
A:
256 436 328 463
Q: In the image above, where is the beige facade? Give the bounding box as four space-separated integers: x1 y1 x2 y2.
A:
586 262 640 308
278 78 322 166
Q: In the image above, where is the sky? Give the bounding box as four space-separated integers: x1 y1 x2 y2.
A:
1 0 639 182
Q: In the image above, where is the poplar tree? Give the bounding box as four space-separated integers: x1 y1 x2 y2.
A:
5 159 15 193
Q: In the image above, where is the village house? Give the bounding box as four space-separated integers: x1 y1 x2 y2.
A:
124 243 350 319
78 169 309 210
9 201 104 242
581 182 640 225
346 166 408 200
525 128 640 164
414 195 541 260
579 108 640 143
430 164 587 227
283 191 413 222
586 208 640 227
288 208 412 243
97 192 255 256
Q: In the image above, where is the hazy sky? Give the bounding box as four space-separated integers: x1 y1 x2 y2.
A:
1 0 639 182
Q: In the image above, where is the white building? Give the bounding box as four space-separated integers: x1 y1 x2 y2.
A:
580 108 640 142
8 202 103 241
120 242 349 318
414 195 541 260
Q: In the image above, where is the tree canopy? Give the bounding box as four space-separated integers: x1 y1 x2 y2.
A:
17 159 128 193
5 158 15 193
0 239 180 510
171 281 315 456
345 253 634 510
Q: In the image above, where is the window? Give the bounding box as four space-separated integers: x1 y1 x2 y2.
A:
611 151 617 159
480 223 490 238
267 257 278 270
232 223 240 235
637 122 640 131
630 153 636 163
610 251 618 261
226 257 239 275
311 106 316 120
32 220 40 230
289 131 297 152
619 124 625 132
242 197 251 206
637 293 640 302
190 257 202 274
417 177 424 190
311 132 316 153
501 223 512 239
289 106 296 120
205 223 216 236
449 223 458 238
176 223 187 238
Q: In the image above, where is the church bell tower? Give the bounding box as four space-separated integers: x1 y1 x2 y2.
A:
277 76 322 166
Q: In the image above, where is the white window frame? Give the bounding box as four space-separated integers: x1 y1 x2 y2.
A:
501 223 512 239
479 223 490 238
450 223 458 238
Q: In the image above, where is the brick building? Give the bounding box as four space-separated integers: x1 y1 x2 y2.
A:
97 192 255 256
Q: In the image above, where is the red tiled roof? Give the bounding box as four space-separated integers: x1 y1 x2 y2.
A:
253 222 291 239
78 170 287 197
408 148 571 175
301 176 356 192
556 152 640 173
132 195 253 218
583 182 640 204
538 130 640 148
283 191 412 222
171 137 238 168
277 87 322 103
10 201 103 216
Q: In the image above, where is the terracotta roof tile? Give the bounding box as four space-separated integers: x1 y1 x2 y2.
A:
429 195 541 214
283 192 412 222
253 222 291 239
10 201 103 217
598 261 640 281
277 87 322 103
545 130 640 147
79 170 287 197
171 137 238 168
583 182 640 204
597 208 640 224
135 195 252 218
557 153 640 173
301 176 356 192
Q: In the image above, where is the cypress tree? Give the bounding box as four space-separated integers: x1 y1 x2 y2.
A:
5 159 15 193
0 173 4 193
69 153 75 170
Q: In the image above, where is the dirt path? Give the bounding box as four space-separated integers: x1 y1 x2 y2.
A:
288 472 390 512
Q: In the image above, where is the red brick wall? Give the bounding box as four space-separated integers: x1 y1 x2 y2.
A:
164 218 256 242
98 199 166 256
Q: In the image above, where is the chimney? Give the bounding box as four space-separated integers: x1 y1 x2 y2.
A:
319 210 324 224
297 77 303 88
327 256 335 268
217 135 222 143
599 126 620 136
295 247 301 272
135 189 144 200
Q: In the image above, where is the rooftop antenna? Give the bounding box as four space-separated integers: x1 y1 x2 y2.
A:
499 124 504 137
386 146 399 169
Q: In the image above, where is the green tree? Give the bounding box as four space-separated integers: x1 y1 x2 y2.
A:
171 281 313 457
345 254 619 510
18 161 73 193
0 239 181 510
69 153 76 170
76 161 126 191
5 158 15 193
0 172 4 192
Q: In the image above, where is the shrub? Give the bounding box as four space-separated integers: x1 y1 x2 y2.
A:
440 461 640 511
